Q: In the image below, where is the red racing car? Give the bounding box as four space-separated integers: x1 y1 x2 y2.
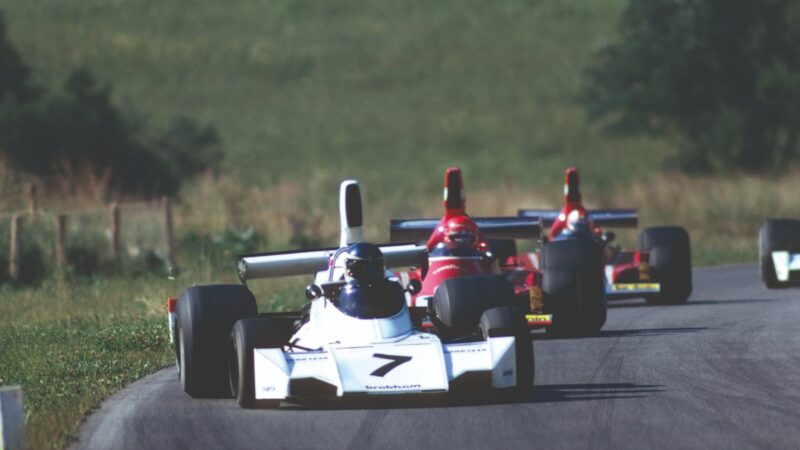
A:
389 167 551 332
518 167 692 306
390 167 611 337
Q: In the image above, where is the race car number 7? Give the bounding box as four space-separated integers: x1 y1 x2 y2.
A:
370 353 412 377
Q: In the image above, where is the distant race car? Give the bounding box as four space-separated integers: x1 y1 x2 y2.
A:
518 167 692 306
167 180 533 408
759 219 800 288
390 166 609 337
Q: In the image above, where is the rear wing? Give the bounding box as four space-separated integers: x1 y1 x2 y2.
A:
390 217 542 243
238 243 428 282
518 209 638 229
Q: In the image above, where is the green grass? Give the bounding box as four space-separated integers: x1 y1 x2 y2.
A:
0 318 171 449
0 0 674 192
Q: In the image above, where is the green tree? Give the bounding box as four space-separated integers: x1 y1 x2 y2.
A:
0 11 222 197
583 0 800 171
0 12 38 103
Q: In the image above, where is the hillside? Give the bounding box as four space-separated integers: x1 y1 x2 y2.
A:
0 0 673 198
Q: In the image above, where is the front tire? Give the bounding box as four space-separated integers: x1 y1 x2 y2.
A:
640 227 692 304
540 238 606 336
431 275 516 340
176 284 257 398
229 318 291 408
759 219 800 289
479 306 533 398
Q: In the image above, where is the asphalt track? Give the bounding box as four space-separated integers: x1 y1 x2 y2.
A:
74 264 800 450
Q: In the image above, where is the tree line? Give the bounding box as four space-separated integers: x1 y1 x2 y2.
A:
0 12 222 198
584 0 800 172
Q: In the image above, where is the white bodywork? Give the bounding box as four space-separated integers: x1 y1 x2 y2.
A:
253 301 517 399
771 251 800 282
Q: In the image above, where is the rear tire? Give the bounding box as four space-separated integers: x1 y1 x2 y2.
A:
759 219 800 289
540 238 606 336
639 227 692 304
479 306 533 398
176 284 257 398
229 318 291 408
431 275 516 340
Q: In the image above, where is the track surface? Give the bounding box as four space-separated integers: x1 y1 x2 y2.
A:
74 264 800 450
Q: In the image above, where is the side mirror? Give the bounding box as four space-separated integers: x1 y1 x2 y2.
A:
305 284 323 300
603 231 616 243
406 279 422 295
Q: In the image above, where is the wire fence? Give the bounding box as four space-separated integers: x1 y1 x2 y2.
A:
0 197 176 282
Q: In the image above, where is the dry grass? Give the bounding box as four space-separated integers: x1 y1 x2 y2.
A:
175 170 800 267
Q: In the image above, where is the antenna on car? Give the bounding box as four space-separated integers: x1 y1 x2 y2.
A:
339 180 364 247
444 166 466 216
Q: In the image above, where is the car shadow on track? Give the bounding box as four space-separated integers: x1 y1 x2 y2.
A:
607 297 780 309
532 326 706 341
528 382 665 403
277 382 664 411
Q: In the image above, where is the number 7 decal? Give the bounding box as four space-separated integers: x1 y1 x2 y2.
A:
370 353 412 377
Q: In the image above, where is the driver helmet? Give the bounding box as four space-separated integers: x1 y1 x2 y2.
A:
564 209 591 235
337 243 406 319
443 216 480 246
343 242 385 283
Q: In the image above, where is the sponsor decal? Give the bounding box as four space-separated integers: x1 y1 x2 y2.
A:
365 384 422 391
288 355 329 362
610 283 660 292
370 353 413 377
444 347 488 354
526 314 552 325
260 386 276 393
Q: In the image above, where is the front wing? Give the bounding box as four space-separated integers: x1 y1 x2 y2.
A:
252 335 517 400
771 251 800 282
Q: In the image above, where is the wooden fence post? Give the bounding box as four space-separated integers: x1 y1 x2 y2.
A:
26 183 37 223
109 203 121 262
162 196 177 273
55 214 67 269
8 214 21 282
0 386 25 450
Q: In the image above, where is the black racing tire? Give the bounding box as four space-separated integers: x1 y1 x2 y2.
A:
479 306 534 398
177 284 257 398
229 318 292 408
759 219 800 289
540 237 606 336
432 275 516 340
639 226 692 304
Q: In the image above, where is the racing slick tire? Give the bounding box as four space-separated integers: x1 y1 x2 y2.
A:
640 226 692 304
176 284 257 398
540 238 606 336
431 275 516 340
479 306 534 398
229 318 292 408
759 219 800 289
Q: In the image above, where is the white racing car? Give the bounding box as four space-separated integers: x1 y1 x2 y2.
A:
759 219 800 288
169 180 533 408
